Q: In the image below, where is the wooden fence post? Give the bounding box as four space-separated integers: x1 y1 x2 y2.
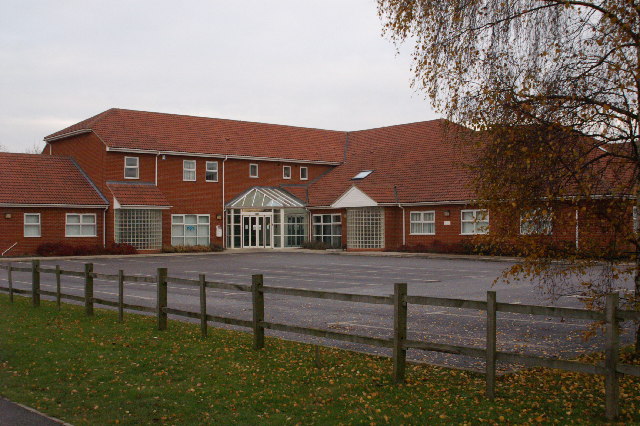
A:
393 282 407 384
486 291 497 400
55 265 61 308
118 270 124 323
31 260 40 307
157 268 168 331
605 293 619 420
199 274 207 338
252 274 265 350
84 263 94 316
8 263 13 303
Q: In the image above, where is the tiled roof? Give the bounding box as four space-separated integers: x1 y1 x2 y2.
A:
46 108 346 164
307 120 480 206
0 153 108 206
107 182 171 207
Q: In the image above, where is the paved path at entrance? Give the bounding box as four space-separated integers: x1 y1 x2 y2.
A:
1 251 636 371
0 398 66 426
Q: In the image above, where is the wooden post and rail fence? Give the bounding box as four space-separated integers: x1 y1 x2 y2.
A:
0 260 639 420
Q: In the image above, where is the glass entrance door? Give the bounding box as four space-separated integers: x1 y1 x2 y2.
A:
241 214 272 248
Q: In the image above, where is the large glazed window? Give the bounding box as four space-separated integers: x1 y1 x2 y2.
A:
347 208 384 249
285 213 306 247
313 214 342 248
171 214 210 246
115 209 162 250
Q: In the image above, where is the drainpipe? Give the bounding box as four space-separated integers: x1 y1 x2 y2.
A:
575 208 579 251
155 152 160 186
103 207 107 247
394 185 406 246
222 155 229 247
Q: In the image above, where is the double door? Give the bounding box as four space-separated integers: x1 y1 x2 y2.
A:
242 214 272 248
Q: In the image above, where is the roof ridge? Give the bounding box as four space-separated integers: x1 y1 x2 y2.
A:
108 108 347 134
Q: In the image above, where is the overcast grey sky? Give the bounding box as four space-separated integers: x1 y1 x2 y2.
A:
0 0 438 152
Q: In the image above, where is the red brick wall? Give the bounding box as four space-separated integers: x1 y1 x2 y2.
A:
48 133 107 194
102 151 333 247
383 205 479 250
0 207 105 256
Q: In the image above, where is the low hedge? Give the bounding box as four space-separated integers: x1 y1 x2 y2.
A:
36 242 137 257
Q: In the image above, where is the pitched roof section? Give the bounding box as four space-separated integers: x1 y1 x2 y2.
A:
107 182 171 208
0 153 108 206
46 108 346 164
307 120 480 206
226 187 305 209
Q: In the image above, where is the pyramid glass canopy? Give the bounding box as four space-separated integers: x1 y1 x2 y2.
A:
225 187 305 209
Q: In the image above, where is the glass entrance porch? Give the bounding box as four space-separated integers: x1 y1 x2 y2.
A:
225 187 308 249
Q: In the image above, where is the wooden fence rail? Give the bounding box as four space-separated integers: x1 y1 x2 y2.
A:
0 261 639 420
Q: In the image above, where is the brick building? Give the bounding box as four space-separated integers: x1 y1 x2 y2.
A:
0 108 619 255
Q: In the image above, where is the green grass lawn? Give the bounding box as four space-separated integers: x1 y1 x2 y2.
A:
0 294 638 425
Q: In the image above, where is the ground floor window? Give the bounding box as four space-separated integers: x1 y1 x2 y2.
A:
24 213 41 237
115 209 162 250
461 209 489 235
520 208 553 235
171 214 210 246
66 213 97 237
410 211 435 235
285 214 306 247
313 214 342 248
347 208 384 249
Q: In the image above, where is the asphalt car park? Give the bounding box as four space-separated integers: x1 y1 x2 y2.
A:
1 251 636 371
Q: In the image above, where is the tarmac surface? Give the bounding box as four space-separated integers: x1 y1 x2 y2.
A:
0 398 65 426
2 250 636 371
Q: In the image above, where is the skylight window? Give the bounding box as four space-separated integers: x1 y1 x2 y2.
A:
352 170 373 180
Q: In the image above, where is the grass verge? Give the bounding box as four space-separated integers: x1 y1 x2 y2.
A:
0 294 639 425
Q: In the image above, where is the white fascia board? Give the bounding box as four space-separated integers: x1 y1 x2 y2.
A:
106 147 340 165
43 129 93 142
0 203 107 208
331 186 378 208
116 205 172 210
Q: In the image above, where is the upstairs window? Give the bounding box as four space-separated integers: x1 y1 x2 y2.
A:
461 209 489 235
183 160 196 181
250 163 259 178
410 211 436 235
283 165 292 179
352 170 373 180
66 213 97 237
124 157 139 179
24 213 41 237
206 161 218 182
520 208 553 235
300 166 308 180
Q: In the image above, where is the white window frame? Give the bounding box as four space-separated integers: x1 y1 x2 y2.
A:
124 156 139 179
461 209 489 235
520 208 553 235
65 213 97 237
313 213 342 247
300 166 308 180
409 211 436 235
24 213 41 238
250 163 259 178
171 214 211 246
205 161 219 182
283 165 292 179
183 160 196 181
